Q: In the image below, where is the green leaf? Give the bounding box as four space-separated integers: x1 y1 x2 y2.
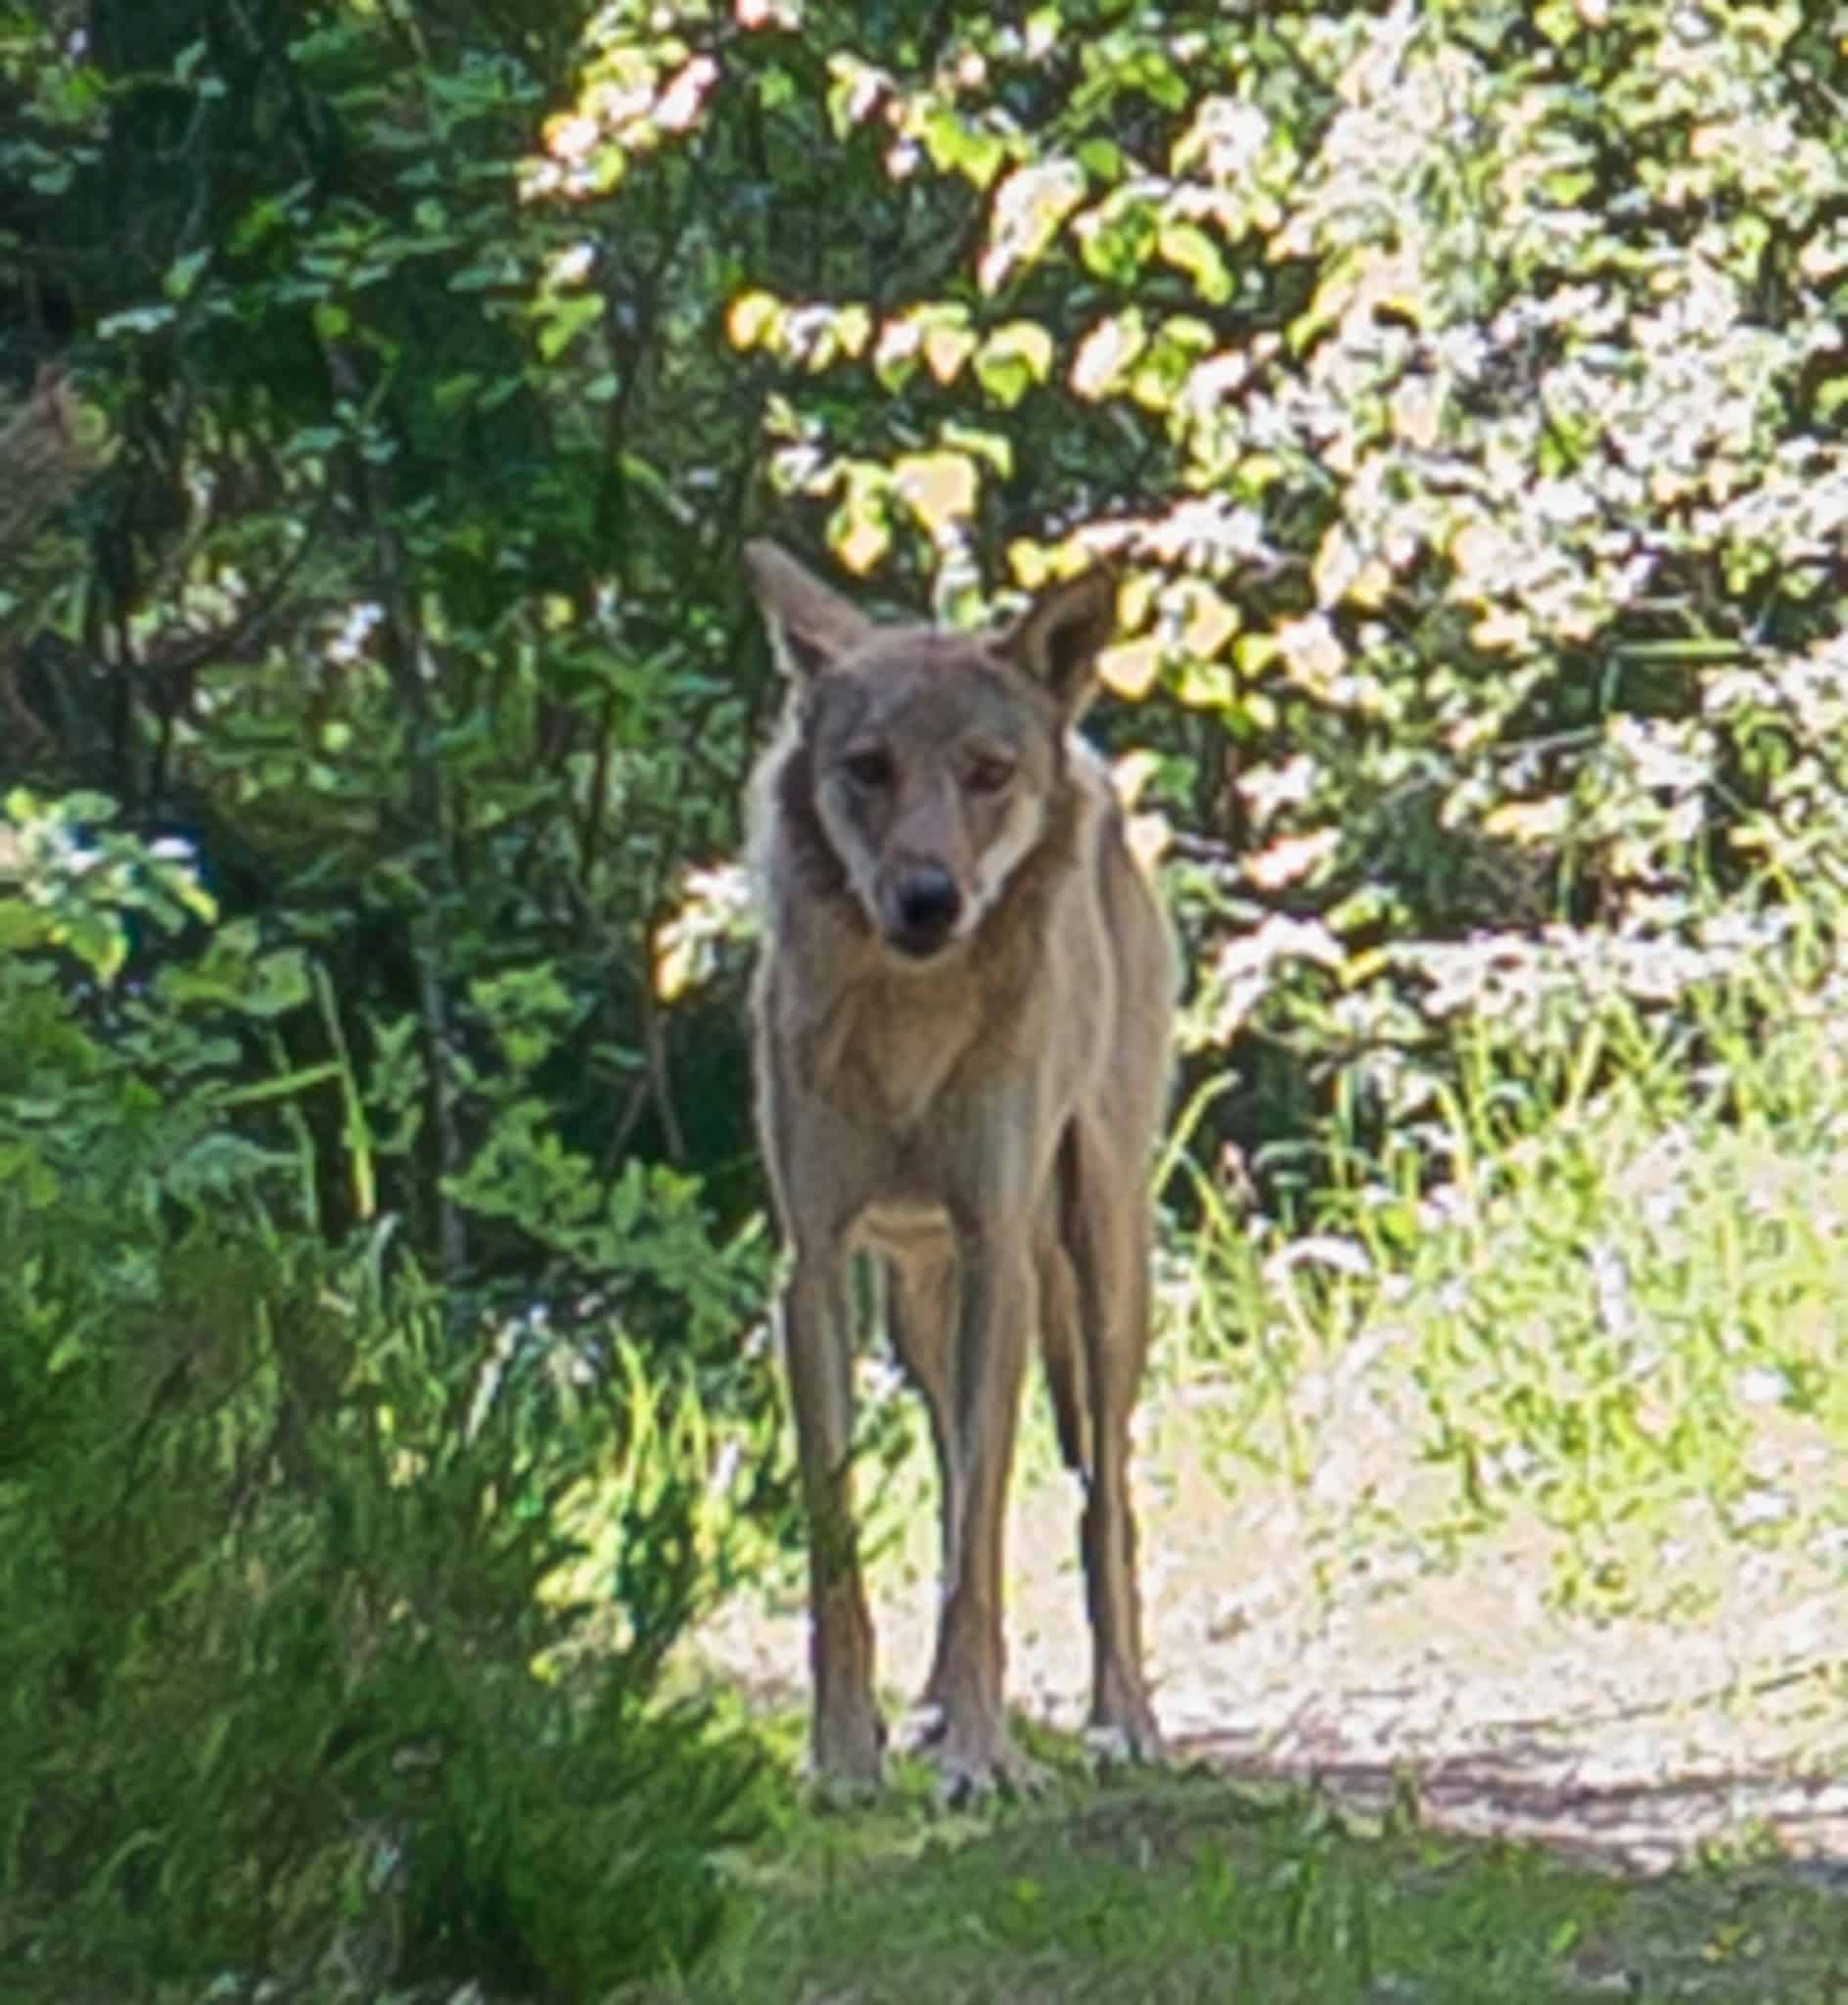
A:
919 107 1008 190
1158 220 1231 304
974 322 1055 406
164 249 210 301
0 900 48 953
206 1061 344 1108
434 371 485 412
97 303 177 338
535 292 603 361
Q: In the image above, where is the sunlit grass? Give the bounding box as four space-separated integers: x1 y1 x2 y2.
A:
1161 943 1848 1619
622 1756 1848 2005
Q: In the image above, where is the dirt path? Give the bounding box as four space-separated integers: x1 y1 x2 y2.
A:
687 1357 1848 1878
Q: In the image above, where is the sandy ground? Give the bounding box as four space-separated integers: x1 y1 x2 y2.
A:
684 1346 1848 1878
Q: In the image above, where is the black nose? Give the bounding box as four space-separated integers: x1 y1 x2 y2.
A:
891 868 962 955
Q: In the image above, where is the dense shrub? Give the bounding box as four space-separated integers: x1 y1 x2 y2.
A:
0 800 778 1998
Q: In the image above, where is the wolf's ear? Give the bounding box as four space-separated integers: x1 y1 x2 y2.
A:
997 566 1119 718
744 539 875 682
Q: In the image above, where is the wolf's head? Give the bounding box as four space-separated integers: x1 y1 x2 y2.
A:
746 541 1119 961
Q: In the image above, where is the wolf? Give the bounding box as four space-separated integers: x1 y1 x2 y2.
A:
743 538 1176 1796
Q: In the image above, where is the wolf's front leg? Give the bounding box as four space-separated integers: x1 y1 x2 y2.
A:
1070 1125 1164 1765
782 1250 883 1793
921 1227 1045 1799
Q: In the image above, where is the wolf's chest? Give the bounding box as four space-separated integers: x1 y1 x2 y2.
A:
794 962 1028 1139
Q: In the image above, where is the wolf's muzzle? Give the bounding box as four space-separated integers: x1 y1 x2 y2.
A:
888 866 963 957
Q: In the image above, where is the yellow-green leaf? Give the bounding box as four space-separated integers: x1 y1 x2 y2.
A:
1100 637 1162 698
1157 219 1231 304
894 451 978 533
727 289 783 350
975 321 1055 405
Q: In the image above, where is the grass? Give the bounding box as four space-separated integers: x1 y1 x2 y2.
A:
624 1752 1848 2003
1159 967 1848 1624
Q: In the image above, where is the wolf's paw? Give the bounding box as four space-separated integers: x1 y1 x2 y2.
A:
1087 1670 1164 1771
891 1700 946 1757
1083 1717 1165 1772
928 1720 1052 1808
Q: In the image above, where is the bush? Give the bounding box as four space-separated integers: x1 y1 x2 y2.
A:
0 796 777 1999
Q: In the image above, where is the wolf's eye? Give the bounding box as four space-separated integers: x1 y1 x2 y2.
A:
966 756 1015 795
842 747 894 790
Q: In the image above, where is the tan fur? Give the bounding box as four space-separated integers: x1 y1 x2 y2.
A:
743 539 1176 1795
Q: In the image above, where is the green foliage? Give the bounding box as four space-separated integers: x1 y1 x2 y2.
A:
0 785 217 974
0 809 775 1997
